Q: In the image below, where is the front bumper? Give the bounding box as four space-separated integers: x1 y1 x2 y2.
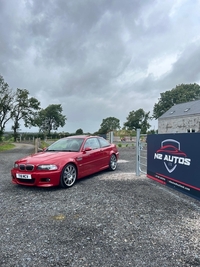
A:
11 169 61 187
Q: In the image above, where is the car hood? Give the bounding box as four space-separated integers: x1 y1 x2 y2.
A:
15 151 79 164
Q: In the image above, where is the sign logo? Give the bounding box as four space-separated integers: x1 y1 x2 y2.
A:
154 139 191 173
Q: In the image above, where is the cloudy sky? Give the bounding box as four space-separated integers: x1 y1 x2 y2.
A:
1 0 200 133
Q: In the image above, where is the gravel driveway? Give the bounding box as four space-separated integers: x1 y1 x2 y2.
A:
0 144 200 267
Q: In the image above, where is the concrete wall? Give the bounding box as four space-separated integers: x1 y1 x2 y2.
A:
158 114 200 133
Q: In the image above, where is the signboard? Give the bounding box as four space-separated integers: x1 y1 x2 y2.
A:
147 133 200 200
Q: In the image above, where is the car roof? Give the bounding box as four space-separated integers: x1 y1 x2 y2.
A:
66 135 99 139
67 135 88 138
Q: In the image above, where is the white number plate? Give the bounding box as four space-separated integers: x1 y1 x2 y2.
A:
16 173 32 179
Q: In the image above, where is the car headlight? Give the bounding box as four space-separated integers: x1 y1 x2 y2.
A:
37 164 58 170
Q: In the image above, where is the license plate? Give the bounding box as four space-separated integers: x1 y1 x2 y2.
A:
16 173 32 179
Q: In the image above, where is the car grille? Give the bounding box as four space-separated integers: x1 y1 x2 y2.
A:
19 164 34 171
17 178 35 184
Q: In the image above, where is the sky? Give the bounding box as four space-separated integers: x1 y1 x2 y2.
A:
1 0 200 133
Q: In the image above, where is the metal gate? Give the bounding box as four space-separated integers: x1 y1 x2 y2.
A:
136 129 147 175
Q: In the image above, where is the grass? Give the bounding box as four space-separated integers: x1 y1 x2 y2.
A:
0 140 134 151
40 140 49 149
117 143 135 148
0 142 15 151
0 139 50 152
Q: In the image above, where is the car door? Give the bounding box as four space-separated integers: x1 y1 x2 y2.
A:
80 138 102 175
98 137 112 167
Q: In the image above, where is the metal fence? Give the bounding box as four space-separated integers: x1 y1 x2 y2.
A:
136 129 147 175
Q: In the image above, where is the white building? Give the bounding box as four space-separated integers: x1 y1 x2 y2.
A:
158 100 200 133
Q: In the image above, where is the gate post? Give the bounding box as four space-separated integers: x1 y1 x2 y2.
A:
110 131 114 143
107 131 114 143
136 128 141 176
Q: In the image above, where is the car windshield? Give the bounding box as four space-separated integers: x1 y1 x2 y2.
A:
46 138 84 152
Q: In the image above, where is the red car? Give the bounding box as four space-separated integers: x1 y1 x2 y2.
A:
11 135 119 188
156 145 186 157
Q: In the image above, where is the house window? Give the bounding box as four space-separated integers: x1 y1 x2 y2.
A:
187 129 195 133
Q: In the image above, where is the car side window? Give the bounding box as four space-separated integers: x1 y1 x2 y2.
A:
84 138 100 150
98 137 110 148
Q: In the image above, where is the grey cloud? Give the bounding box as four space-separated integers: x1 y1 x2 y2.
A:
1 0 200 132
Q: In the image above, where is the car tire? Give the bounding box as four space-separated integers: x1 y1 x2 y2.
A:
109 154 117 171
60 163 77 188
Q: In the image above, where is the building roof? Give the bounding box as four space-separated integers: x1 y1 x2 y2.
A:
159 99 200 119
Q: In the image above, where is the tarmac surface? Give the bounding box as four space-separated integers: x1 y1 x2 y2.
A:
0 144 200 266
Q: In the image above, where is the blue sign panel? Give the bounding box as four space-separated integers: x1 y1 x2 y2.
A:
147 133 200 200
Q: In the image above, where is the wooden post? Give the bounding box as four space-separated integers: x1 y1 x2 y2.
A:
35 138 38 153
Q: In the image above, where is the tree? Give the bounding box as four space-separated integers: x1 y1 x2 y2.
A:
11 88 41 141
0 75 15 140
98 117 120 134
124 108 151 133
76 128 83 135
35 104 66 135
153 83 200 119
